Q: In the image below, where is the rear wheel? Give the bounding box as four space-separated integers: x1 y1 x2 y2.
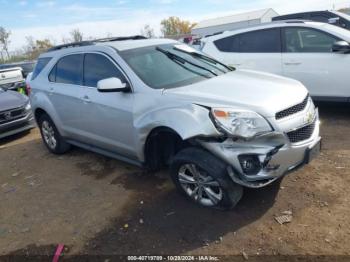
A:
170 147 243 209
38 114 71 154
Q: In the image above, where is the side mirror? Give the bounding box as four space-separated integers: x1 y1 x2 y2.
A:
97 77 131 92
332 41 350 54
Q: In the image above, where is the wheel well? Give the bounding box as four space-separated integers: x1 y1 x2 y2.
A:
144 127 189 171
34 108 47 123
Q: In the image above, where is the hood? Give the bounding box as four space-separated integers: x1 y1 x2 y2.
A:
163 69 308 117
0 89 28 111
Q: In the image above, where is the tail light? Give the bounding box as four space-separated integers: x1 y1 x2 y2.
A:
26 83 32 96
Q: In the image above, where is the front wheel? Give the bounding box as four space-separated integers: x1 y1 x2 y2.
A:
170 147 243 209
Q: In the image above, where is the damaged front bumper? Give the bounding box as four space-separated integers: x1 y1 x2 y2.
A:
197 112 321 188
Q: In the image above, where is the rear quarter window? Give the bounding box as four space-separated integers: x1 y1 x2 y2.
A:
31 57 52 80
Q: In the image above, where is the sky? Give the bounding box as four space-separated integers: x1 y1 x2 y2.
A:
0 0 350 51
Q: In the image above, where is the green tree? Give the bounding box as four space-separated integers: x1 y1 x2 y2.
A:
23 36 53 60
160 17 197 37
0 26 11 59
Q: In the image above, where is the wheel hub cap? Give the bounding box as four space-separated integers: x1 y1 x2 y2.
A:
42 120 57 149
178 164 223 207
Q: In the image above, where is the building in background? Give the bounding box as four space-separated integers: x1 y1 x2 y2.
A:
192 8 279 37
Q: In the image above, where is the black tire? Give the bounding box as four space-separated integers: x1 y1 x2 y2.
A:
38 113 71 154
170 147 243 209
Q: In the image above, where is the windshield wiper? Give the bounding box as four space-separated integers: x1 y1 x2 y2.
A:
156 47 218 77
173 46 234 72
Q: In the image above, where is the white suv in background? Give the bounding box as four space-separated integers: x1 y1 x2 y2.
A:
202 21 350 102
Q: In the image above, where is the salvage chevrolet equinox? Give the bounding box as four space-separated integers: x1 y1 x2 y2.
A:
29 36 321 209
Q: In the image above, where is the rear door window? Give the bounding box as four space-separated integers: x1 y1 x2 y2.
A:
83 53 126 87
31 57 52 80
55 54 83 85
214 28 281 53
239 28 281 53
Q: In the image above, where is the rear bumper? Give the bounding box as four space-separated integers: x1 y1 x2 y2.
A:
0 113 35 139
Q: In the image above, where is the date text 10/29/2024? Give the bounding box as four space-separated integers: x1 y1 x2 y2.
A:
127 256 220 261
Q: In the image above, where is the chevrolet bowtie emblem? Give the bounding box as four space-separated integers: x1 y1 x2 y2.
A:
305 111 314 125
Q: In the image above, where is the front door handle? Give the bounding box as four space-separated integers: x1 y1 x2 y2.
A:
284 62 301 66
81 95 91 103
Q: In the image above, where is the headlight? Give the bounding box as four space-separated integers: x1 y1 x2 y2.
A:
25 102 31 111
211 108 272 139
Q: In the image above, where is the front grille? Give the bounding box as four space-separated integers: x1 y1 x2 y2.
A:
276 95 309 120
0 107 26 124
287 120 316 143
0 121 29 134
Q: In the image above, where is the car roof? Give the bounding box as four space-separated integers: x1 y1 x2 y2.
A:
0 67 23 72
274 10 330 17
41 38 179 58
202 21 330 42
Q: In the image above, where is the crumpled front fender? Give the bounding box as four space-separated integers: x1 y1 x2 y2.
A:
134 103 221 161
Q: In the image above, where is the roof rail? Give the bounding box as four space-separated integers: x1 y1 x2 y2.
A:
274 19 309 23
203 31 224 38
47 35 148 52
95 35 148 42
47 41 94 52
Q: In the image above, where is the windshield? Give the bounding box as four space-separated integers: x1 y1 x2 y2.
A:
120 44 231 89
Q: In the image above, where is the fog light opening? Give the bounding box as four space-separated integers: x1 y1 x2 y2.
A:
238 155 262 176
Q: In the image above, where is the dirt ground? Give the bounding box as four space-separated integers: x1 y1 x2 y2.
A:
0 102 350 260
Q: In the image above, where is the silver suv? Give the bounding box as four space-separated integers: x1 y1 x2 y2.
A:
30 36 321 209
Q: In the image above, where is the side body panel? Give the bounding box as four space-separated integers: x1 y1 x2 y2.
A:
282 52 350 97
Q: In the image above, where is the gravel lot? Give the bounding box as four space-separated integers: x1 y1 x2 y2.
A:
0 102 349 260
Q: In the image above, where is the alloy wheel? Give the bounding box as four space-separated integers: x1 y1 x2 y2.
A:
41 120 57 150
178 163 223 207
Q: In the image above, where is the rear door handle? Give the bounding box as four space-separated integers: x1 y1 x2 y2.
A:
284 62 301 65
48 87 54 95
81 95 91 103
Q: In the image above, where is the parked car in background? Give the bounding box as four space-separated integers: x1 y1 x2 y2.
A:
29 37 320 209
0 61 36 78
0 67 26 94
272 10 350 30
0 87 35 139
202 20 350 102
